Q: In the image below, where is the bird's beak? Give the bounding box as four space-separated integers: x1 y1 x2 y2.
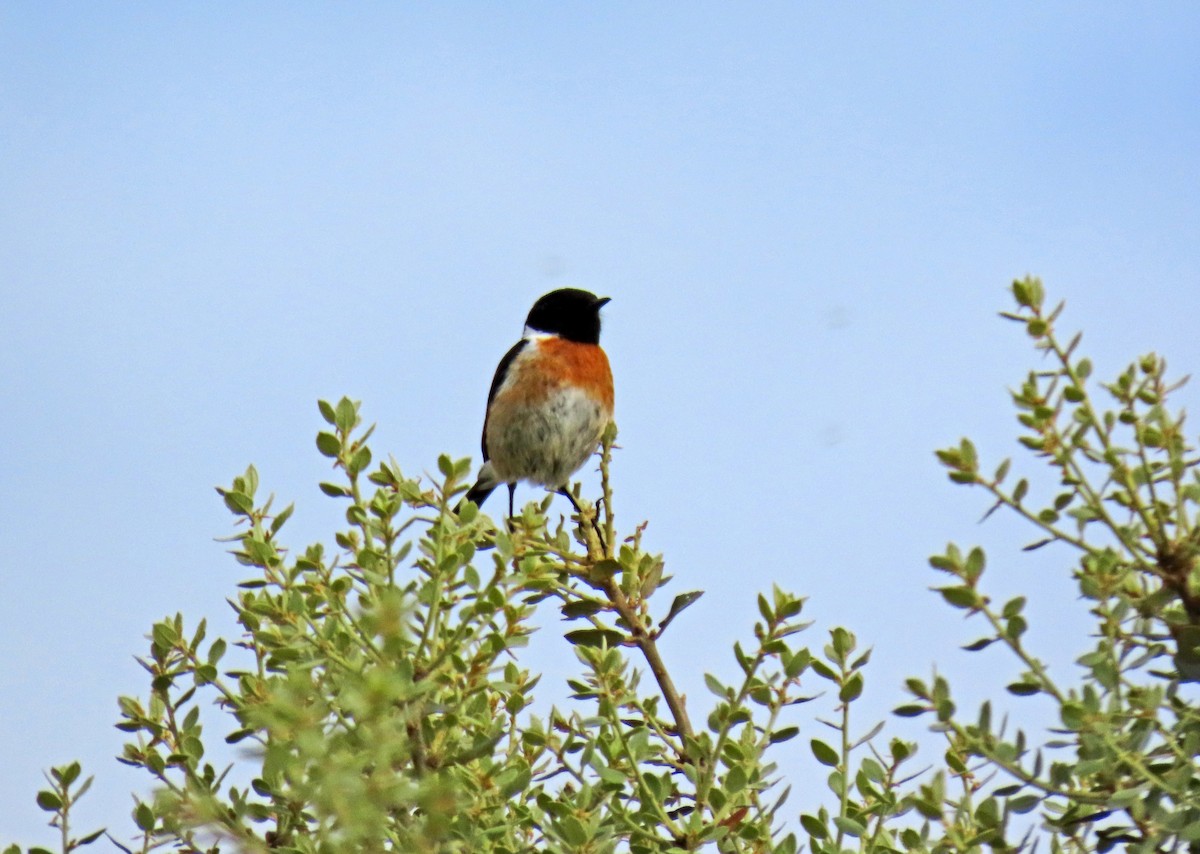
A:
596 296 612 308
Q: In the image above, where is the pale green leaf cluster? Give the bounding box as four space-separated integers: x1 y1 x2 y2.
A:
8 280 1200 854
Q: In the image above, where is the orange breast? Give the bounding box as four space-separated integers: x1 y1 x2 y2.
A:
499 338 614 412
536 338 614 411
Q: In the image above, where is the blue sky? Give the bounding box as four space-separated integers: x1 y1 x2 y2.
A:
3 3 1199 845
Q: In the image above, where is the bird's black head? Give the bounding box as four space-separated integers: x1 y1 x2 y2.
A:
524 288 610 344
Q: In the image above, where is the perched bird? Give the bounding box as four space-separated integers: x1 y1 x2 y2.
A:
462 288 614 517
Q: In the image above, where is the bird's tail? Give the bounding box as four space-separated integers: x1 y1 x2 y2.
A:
461 480 496 510
455 462 498 513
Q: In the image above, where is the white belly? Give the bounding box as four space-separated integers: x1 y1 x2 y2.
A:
487 385 608 488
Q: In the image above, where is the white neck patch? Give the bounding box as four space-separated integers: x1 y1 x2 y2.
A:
523 328 560 341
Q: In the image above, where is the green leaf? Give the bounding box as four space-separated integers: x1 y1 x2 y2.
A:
893 704 926 717
962 637 997 652
659 590 704 633
809 659 837 681
558 815 588 846
776 591 805 619
830 627 855 658
1023 277 1045 309
757 593 774 623
348 446 372 476
784 649 811 679
963 547 985 581
849 719 888 753
1006 681 1040 696
207 638 227 665
334 397 358 432
317 399 337 424
270 502 294 533
77 828 105 846
936 585 979 609
833 816 866 838
928 553 958 573
75 825 104 849
241 465 258 496
560 599 605 620
810 738 839 767
839 672 864 702
36 790 62 811
316 431 341 458
724 764 748 794
222 490 254 515
1012 277 1031 307
704 673 729 698
134 801 155 830
958 437 977 469
1004 615 1027 641
563 629 624 647
588 766 622 790
799 813 828 840
591 559 621 579
74 774 94 801
152 621 178 648
769 725 800 744
1008 794 1040 814
319 482 351 498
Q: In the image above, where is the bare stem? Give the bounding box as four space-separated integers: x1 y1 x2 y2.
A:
591 428 695 749
603 575 694 745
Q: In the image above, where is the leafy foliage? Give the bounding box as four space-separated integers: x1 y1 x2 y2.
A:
7 279 1200 853
925 278 1200 852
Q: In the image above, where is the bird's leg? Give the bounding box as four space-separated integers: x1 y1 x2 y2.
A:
507 482 517 519
558 487 606 553
558 487 583 515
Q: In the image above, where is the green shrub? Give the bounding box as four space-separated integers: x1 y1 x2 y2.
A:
10 280 1200 853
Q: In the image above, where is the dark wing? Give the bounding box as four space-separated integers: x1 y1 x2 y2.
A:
480 339 528 460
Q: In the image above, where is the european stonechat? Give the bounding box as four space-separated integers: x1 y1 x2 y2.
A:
462 288 614 516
